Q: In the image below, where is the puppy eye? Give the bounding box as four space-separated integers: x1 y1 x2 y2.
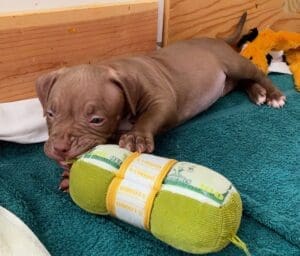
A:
46 110 54 119
89 116 105 126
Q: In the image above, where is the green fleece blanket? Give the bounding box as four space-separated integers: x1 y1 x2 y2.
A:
0 74 299 256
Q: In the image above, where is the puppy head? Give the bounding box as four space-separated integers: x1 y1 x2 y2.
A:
36 64 135 163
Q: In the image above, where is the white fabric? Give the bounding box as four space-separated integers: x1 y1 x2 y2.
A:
0 206 50 256
0 98 48 143
268 51 292 75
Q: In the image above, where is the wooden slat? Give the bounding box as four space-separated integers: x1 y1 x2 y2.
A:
163 0 300 46
0 1 158 102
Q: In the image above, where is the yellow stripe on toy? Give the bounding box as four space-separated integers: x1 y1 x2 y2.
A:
69 145 250 255
107 153 177 230
144 158 177 229
106 152 140 216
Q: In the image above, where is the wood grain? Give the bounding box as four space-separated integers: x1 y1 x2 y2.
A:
0 1 158 102
163 0 300 45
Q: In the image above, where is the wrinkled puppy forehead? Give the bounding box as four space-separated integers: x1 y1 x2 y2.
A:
54 64 110 90
47 64 123 114
48 65 112 102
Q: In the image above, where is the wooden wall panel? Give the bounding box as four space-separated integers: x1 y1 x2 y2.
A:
0 1 158 102
163 0 300 45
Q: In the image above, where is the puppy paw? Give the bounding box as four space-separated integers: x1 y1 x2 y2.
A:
245 83 286 108
255 92 267 105
59 170 69 192
59 178 69 192
119 131 154 153
267 92 286 108
246 83 267 105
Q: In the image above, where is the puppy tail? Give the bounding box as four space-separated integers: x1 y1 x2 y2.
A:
224 11 247 46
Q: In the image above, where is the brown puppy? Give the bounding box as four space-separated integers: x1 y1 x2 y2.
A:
36 14 285 185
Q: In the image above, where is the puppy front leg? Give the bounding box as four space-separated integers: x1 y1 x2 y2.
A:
119 104 177 153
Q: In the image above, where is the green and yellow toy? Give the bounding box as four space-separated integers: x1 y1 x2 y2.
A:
69 145 249 255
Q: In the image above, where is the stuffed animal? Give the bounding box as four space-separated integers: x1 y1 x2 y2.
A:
69 145 250 255
240 28 300 91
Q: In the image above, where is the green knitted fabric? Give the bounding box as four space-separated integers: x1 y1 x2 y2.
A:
70 160 114 214
150 191 242 254
69 146 243 254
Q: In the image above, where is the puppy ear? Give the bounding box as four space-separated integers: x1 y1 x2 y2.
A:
36 68 66 112
107 67 138 116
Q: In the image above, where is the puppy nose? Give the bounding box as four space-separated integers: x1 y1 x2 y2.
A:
53 141 71 154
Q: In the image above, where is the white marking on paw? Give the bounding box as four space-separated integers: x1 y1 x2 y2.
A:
256 94 267 105
267 96 286 108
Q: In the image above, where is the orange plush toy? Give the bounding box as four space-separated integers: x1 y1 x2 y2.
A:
240 28 300 91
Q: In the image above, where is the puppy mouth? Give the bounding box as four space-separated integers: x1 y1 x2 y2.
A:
65 141 98 160
44 138 107 165
58 160 73 170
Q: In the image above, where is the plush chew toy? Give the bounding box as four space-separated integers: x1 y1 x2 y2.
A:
240 28 300 91
69 145 250 255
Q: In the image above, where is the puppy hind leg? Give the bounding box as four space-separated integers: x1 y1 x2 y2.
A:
228 57 286 108
222 78 236 96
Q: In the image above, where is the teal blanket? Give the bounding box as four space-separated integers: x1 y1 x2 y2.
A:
0 74 299 256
